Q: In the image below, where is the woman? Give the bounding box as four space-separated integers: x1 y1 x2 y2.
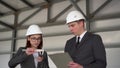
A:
8 24 49 68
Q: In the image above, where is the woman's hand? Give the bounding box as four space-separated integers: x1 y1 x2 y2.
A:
37 56 44 62
25 48 35 55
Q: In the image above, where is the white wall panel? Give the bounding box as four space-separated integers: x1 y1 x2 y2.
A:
18 8 39 23
96 0 120 16
0 41 11 52
0 25 6 29
51 0 86 22
53 8 75 22
16 39 26 50
42 25 69 36
91 18 120 32
0 54 10 68
95 31 120 47
0 4 10 13
24 9 47 25
90 0 106 13
106 48 120 68
0 15 14 25
43 35 73 51
0 31 12 39
77 0 86 14
17 25 70 37
51 1 71 20
19 8 47 25
3 0 27 9
17 29 26 37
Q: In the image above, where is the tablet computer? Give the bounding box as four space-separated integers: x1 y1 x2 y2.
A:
49 52 72 68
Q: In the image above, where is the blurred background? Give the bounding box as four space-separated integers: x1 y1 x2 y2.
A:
0 0 120 68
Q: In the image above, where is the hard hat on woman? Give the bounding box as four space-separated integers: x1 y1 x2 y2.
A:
26 24 42 36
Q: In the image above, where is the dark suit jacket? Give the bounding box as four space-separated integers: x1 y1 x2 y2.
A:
8 47 49 68
65 32 107 68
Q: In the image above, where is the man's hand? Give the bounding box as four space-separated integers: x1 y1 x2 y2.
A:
68 61 83 68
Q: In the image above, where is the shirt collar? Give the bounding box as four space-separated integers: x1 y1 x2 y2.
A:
76 31 87 42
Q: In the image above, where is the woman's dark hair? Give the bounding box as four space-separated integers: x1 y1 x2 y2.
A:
25 34 43 49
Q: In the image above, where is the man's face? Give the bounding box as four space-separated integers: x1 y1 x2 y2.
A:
68 22 81 35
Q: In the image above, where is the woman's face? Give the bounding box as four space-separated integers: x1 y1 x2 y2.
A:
28 34 42 49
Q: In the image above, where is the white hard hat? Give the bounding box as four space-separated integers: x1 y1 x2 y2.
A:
26 24 42 36
66 10 85 24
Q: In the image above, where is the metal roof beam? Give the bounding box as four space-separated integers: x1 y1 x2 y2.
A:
0 0 17 12
18 8 43 26
0 21 65 32
68 0 88 20
0 13 4 16
86 0 91 31
45 0 51 3
47 0 65 4
48 0 80 23
92 12 120 20
18 2 50 26
48 4 72 23
0 2 48 18
20 0 34 8
47 4 52 22
91 0 112 18
0 20 14 29
0 11 4 16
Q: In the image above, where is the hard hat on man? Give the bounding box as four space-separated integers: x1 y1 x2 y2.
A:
66 10 85 24
26 24 42 36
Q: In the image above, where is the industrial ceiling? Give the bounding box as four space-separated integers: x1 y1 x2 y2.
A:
0 0 68 31
0 0 120 32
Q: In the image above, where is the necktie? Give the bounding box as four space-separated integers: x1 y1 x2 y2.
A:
77 37 80 44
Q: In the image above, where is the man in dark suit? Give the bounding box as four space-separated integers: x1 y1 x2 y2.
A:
64 11 107 68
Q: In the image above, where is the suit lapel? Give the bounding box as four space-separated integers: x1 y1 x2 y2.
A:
31 55 36 68
78 32 92 47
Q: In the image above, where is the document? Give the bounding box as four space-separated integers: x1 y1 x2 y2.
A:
49 52 72 68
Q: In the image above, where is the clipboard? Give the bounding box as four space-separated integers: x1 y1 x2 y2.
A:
49 52 72 68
